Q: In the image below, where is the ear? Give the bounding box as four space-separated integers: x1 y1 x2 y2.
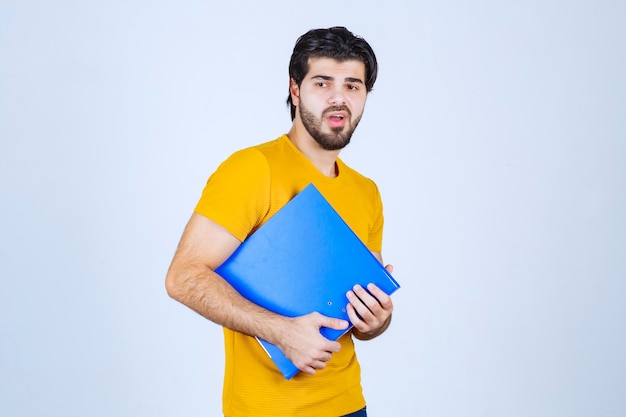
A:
289 78 300 106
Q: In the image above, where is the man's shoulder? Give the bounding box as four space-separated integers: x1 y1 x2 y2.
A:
228 135 285 160
247 135 285 152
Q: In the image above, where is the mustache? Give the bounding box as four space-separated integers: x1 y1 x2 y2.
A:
322 105 351 118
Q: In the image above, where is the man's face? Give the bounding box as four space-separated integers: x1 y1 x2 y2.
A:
292 57 368 150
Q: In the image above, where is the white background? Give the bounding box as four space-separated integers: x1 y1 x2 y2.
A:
1 1 624 416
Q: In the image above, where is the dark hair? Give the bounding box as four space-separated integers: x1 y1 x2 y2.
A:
286 26 378 120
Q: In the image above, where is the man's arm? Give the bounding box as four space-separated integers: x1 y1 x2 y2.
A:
165 212 349 374
347 252 394 341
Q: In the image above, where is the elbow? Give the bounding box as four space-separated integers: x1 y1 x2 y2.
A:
165 267 183 301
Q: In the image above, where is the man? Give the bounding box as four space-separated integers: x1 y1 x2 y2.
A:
166 26 394 417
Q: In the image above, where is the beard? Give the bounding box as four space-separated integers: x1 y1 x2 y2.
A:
299 103 362 151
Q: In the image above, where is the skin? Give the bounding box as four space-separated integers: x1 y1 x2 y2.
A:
165 57 393 375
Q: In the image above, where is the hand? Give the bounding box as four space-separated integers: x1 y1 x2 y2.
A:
346 264 394 340
276 312 349 375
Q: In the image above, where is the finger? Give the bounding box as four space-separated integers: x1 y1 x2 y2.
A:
302 365 316 375
385 264 394 274
346 302 368 332
350 285 381 313
303 359 328 375
318 315 349 331
316 351 333 363
345 302 360 324
345 288 371 321
366 284 393 314
312 359 328 370
324 340 342 353
366 283 392 308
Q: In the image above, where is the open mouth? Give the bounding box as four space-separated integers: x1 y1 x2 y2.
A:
326 112 347 127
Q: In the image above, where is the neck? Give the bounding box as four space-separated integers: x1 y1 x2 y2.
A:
286 124 340 178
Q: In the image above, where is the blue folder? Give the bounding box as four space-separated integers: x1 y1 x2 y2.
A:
215 183 400 379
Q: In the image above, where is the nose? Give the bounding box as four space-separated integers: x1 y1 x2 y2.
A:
328 86 346 105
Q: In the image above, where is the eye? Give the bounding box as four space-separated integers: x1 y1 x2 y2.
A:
347 84 359 91
316 81 328 88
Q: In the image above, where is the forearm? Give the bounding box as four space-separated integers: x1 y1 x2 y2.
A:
166 262 349 375
166 262 286 345
165 213 350 375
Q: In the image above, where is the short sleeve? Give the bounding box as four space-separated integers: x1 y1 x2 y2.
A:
367 182 384 252
194 148 271 241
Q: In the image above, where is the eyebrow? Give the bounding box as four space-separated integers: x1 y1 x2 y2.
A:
311 75 364 84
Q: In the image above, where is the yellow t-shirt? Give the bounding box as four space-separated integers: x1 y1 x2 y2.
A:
195 134 384 417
